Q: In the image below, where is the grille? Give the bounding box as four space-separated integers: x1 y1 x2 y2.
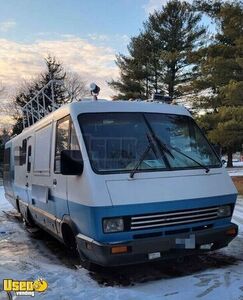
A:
130 206 219 230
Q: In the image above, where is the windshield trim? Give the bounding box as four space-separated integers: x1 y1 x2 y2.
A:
78 112 222 175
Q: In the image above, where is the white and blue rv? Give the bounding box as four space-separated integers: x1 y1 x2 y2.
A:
3 99 238 268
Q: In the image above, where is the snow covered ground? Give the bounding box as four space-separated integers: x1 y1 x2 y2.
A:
0 186 243 300
226 161 243 177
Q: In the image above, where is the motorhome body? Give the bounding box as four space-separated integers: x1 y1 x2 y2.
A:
3 100 238 266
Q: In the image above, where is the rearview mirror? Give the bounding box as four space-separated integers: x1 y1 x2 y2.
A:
60 150 83 176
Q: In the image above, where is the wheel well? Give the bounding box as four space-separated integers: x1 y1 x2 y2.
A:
17 199 35 226
61 223 76 249
23 207 36 227
26 209 35 225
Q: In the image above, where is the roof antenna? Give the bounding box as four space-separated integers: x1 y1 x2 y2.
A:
90 83 100 101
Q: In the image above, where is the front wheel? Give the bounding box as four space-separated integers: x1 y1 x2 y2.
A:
76 247 99 272
62 224 99 271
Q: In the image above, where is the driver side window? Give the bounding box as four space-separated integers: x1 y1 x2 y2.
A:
54 116 80 173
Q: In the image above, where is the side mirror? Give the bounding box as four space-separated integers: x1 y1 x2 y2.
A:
221 159 226 166
60 150 83 176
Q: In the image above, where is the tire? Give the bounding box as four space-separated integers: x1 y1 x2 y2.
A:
22 210 43 238
76 247 99 272
62 224 99 271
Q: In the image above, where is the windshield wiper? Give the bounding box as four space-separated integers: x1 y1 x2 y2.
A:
129 134 156 178
153 135 174 160
154 135 210 173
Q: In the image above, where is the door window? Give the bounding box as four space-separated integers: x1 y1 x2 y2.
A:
70 121 80 151
55 116 80 173
55 116 70 173
18 139 27 166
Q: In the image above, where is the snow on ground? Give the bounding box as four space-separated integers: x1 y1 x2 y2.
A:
228 167 243 177
0 186 243 300
233 162 243 168
226 161 243 177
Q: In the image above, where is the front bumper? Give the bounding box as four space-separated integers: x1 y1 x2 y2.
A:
76 223 238 267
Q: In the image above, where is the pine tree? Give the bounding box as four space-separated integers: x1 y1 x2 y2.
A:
192 1 243 167
12 55 88 134
109 33 157 99
39 55 67 105
12 56 67 134
109 0 206 99
146 0 206 98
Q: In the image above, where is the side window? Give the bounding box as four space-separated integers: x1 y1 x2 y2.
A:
3 148 10 173
55 116 70 173
19 139 27 166
27 145 32 173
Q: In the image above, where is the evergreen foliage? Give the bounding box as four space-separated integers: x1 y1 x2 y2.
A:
109 0 206 99
192 1 243 166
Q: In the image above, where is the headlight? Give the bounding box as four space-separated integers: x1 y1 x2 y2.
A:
217 205 231 217
103 218 124 233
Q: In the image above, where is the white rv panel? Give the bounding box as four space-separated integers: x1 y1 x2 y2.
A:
34 123 53 174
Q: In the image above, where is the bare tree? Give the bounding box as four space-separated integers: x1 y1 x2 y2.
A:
3 78 34 118
0 128 10 144
64 72 89 102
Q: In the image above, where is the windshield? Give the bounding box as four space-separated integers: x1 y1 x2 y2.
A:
78 112 221 174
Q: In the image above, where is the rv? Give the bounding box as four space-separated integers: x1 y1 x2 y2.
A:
3 100 238 268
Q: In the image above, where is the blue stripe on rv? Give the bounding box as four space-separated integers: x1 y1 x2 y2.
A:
13 184 237 243
67 193 237 242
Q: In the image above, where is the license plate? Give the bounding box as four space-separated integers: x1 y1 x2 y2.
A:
148 252 161 260
176 234 196 249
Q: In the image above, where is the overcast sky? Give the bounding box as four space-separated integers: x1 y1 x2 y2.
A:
0 0 214 127
0 0 165 98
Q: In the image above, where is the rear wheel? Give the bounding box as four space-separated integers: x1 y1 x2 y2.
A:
22 209 43 238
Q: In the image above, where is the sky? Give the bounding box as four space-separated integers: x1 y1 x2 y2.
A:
0 0 213 127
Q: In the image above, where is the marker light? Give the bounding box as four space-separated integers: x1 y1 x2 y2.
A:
111 246 128 254
226 228 237 236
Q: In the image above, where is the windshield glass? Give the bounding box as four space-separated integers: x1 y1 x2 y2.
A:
145 113 220 170
78 112 221 174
